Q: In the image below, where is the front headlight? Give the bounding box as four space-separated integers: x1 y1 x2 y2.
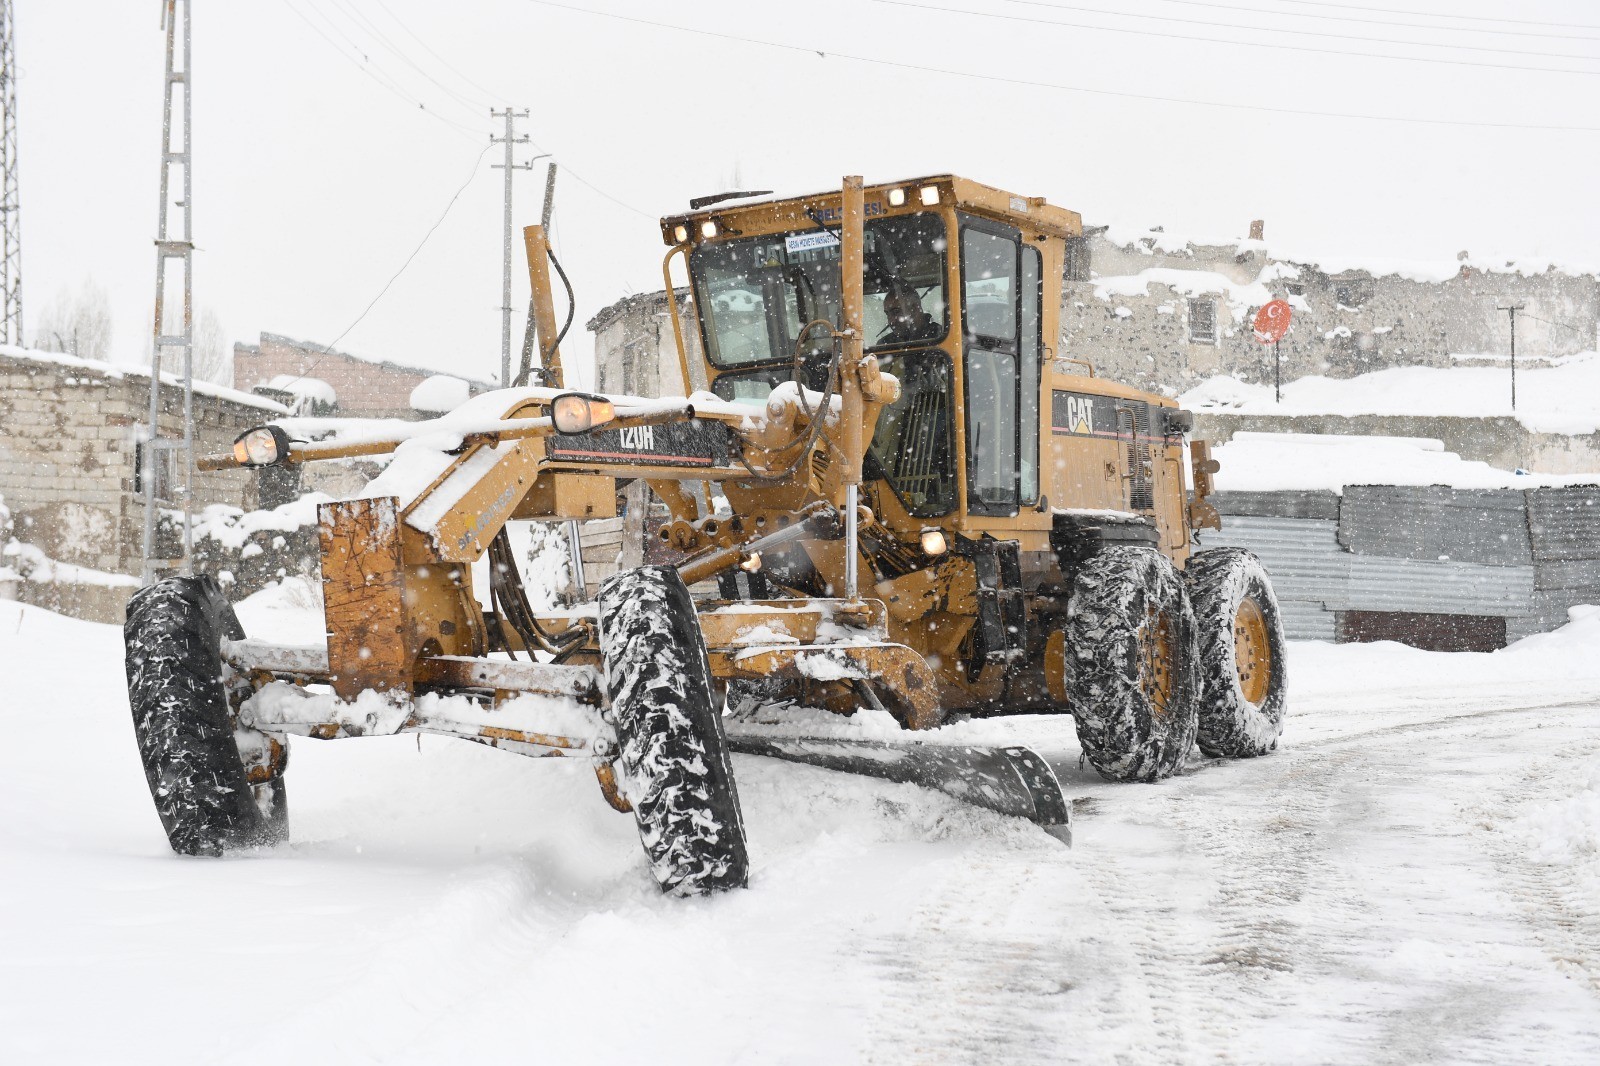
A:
231 425 291 467
551 393 616 435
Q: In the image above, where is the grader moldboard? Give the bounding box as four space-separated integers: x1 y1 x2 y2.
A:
124 175 1288 896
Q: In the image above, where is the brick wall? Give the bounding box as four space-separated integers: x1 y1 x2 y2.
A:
233 333 491 418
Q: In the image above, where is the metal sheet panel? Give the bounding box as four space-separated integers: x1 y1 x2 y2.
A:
1340 555 1534 617
1211 490 1340 521
1533 559 1600 592
1276 599 1337 642
1204 516 1349 605
1338 485 1531 567
1526 487 1600 562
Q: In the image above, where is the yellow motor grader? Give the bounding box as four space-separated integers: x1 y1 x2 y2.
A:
124 175 1287 896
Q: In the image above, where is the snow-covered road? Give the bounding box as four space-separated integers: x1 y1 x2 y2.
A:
4 595 1600 1064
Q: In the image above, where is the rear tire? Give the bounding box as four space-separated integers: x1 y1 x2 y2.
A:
598 566 749 895
1186 548 1288 758
124 576 287 855
1064 547 1199 782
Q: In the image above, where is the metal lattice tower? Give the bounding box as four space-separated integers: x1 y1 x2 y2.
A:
0 0 22 345
141 0 195 583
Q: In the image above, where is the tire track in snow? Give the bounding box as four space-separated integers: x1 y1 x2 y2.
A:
853 832 1119 1065
1481 741 1600 999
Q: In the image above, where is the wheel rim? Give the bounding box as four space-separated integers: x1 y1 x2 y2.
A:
1139 606 1176 719
1233 595 1272 706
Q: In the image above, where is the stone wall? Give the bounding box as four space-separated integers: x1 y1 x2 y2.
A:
0 347 286 620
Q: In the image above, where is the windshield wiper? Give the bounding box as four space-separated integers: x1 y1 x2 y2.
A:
804 208 841 239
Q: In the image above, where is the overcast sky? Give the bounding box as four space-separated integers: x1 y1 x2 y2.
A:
13 0 1599 389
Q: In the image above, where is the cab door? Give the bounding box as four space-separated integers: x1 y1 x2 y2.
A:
960 216 1042 517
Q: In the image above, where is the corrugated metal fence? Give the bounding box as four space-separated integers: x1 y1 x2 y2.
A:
1206 485 1600 645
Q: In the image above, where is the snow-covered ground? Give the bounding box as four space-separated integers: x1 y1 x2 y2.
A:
1182 351 1600 436
5 591 1600 1063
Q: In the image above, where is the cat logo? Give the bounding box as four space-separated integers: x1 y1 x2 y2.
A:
618 425 656 451
1065 395 1094 435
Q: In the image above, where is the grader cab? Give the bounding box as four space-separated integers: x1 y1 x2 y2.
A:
124 175 1287 896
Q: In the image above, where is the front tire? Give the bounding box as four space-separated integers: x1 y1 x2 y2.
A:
124 576 287 855
598 566 749 895
1064 547 1199 782
1186 548 1288 758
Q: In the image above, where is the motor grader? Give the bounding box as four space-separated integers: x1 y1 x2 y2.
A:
124 174 1287 896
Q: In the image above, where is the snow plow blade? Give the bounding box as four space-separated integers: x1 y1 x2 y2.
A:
724 732 1072 844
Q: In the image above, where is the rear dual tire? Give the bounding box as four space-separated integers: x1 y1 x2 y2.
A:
1186 548 1288 758
1065 548 1200 782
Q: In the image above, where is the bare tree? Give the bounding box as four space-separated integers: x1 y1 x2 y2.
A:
193 308 231 386
34 279 113 361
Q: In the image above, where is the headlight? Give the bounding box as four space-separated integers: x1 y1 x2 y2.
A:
886 187 906 207
920 528 947 556
700 219 718 239
551 393 616 435
918 185 941 206
673 224 690 243
231 425 291 467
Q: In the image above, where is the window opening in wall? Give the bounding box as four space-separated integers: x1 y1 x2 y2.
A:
133 438 180 503
1187 298 1217 345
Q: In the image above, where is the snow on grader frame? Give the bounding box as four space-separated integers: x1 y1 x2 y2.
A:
124 175 1288 896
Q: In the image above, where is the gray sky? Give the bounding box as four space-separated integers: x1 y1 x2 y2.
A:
14 0 1599 389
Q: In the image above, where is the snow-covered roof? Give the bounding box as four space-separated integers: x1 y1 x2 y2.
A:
0 343 289 414
1211 432 1600 494
1182 352 1600 437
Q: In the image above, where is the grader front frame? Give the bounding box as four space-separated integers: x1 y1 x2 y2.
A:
124 174 1287 896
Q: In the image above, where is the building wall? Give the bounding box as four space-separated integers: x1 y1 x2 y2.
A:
233 333 490 418
588 290 704 397
0 348 273 577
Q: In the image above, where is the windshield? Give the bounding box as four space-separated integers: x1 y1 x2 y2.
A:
691 213 948 368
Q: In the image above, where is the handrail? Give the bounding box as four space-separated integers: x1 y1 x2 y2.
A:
661 244 696 397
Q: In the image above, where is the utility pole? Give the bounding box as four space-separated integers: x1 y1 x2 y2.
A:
1499 304 1525 411
490 108 537 386
0 0 22 346
141 0 196 583
517 162 558 386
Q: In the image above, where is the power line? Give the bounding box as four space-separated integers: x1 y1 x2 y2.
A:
1000 0 1600 50
878 0 1600 76
277 0 479 141
1275 0 1600 33
279 142 493 390
1518 312 1592 335
372 0 512 105
324 0 492 116
521 0 1600 133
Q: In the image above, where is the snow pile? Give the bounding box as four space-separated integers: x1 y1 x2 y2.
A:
1516 760 1600 869
191 493 332 550
265 374 337 414
1210 433 1600 493
0 538 140 587
410 374 472 414
1182 352 1600 436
